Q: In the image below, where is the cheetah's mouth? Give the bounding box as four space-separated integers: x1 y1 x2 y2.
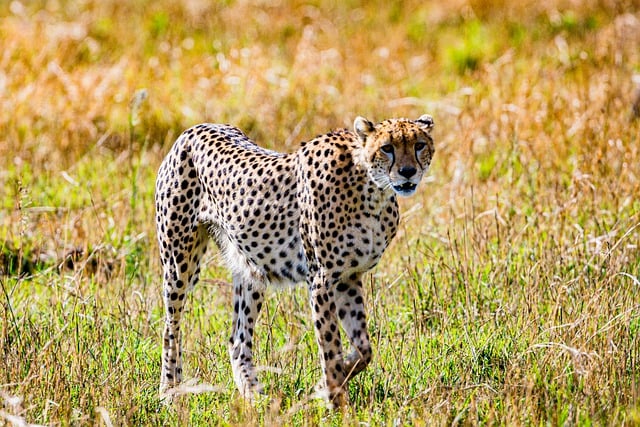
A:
392 182 417 196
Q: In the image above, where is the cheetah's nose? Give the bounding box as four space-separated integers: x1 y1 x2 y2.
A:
398 166 417 179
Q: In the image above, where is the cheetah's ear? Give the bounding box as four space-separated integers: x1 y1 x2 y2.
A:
415 114 435 134
354 116 376 142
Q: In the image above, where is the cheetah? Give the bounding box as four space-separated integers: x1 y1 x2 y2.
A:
155 115 435 405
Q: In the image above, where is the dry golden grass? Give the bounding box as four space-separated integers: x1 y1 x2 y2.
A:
1 0 640 425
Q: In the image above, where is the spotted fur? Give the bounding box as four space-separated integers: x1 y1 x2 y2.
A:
155 115 435 405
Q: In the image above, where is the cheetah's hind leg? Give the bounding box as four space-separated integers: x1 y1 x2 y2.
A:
157 222 209 399
228 272 266 400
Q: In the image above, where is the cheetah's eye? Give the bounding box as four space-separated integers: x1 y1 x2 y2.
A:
415 142 426 151
380 144 394 154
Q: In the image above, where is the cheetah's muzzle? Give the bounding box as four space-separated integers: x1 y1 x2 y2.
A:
393 182 417 196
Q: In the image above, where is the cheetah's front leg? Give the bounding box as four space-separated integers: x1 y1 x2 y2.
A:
309 270 348 406
335 274 372 380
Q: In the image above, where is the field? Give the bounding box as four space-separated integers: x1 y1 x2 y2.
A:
1 0 640 425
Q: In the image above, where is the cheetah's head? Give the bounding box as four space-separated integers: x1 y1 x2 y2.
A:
354 115 435 197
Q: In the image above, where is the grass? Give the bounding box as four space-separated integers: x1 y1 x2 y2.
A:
1 0 640 425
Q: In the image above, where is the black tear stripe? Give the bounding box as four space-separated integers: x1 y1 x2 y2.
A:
414 135 427 170
415 150 424 170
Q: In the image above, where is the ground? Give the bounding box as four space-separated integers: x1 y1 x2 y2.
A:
1 0 640 425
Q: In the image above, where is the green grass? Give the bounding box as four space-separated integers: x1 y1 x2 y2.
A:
1 0 640 425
